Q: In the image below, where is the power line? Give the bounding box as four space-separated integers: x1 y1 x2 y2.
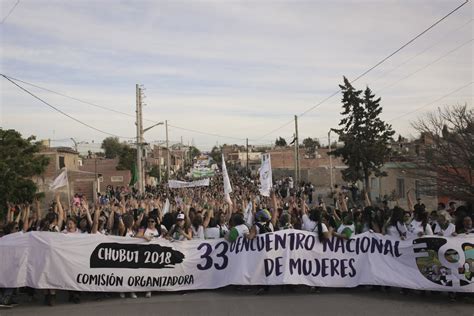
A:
376 38 473 94
387 81 473 122
1 74 255 142
370 18 473 86
1 0 20 24
257 0 470 138
348 0 470 85
167 124 247 141
2 75 135 139
1 74 138 119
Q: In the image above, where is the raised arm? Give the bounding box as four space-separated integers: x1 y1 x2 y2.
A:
22 204 30 232
56 194 64 230
203 208 212 229
364 191 372 207
91 205 100 234
406 189 414 212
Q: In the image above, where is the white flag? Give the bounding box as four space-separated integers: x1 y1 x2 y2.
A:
244 201 253 227
50 169 68 190
259 153 272 197
163 198 170 215
222 154 232 204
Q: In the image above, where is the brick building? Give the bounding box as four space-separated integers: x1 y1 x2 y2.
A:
268 147 346 189
79 158 131 193
33 146 95 209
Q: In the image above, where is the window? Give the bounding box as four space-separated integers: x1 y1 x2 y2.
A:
59 156 65 169
396 179 405 198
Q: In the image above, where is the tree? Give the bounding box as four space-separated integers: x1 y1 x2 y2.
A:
330 77 395 195
275 137 287 147
302 137 320 153
101 137 124 159
116 145 136 170
189 146 201 160
411 104 474 203
209 146 222 164
0 129 49 220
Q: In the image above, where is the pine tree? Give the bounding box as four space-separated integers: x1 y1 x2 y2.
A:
330 77 395 197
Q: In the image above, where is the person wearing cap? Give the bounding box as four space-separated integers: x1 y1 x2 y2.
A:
247 208 275 295
247 209 274 239
167 213 192 241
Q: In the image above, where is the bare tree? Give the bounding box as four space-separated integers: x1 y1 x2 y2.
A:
411 104 473 203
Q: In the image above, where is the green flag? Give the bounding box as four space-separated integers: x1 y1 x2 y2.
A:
129 163 138 186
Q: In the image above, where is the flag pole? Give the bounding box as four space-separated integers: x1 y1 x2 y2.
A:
65 167 72 216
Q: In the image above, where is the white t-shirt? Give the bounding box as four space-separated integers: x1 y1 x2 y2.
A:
204 227 221 239
192 225 205 240
385 222 408 239
62 228 82 234
433 222 456 236
144 225 166 239
302 214 328 234
234 224 249 237
407 219 433 239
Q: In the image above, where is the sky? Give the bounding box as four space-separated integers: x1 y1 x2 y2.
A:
0 0 472 151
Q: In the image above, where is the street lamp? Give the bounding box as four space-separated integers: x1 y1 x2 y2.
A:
143 122 164 133
138 121 164 194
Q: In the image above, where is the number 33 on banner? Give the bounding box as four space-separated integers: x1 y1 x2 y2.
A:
197 242 229 270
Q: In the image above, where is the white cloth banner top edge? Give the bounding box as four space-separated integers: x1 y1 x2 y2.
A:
168 178 210 189
0 231 473 293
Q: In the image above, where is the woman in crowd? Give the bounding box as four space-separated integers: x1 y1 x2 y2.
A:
384 207 408 240
433 213 457 237
167 213 192 241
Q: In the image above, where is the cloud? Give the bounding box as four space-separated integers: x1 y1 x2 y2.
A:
1 0 472 150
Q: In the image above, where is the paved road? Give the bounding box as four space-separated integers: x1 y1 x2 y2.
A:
1 287 473 316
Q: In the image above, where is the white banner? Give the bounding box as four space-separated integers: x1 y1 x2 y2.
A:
259 153 272 197
168 178 210 189
0 231 473 292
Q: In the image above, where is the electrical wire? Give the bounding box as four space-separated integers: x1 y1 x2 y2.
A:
256 0 470 139
376 38 473 94
1 74 256 142
1 0 20 24
2 74 135 139
370 18 473 86
387 81 473 122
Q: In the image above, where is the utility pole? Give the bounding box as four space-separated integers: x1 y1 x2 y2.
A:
246 138 249 174
294 115 300 185
181 136 184 173
165 120 170 181
135 84 145 194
